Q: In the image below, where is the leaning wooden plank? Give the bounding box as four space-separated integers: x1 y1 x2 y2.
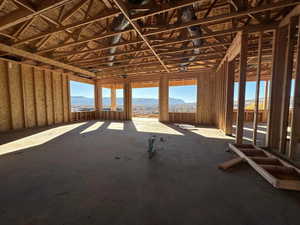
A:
218 157 244 170
0 43 95 78
230 143 300 191
229 143 279 188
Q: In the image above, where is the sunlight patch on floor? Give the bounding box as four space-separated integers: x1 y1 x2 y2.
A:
133 118 183 135
80 121 104 134
0 122 86 155
191 127 232 139
107 122 124 130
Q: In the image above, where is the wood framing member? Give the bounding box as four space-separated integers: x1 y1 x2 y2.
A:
236 32 248 145
0 43 95 77
267 28 287 149
111 86 117 111
143 0 300 36
217 32 241 71
124 81 132 120
224 60 235 135
112 0 169 73
94 83 100 111
159 76 169 122
253 32 263 145
130 0 202 21
13 9 121 46
36 28 135 54
288 16 300 159
228 143 300 191
279 17 297 154
0 0 73 31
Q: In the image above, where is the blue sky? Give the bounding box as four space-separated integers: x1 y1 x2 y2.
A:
70 81 94 98
70 80 295 102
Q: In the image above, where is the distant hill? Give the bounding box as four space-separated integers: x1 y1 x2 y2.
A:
71 96 186 106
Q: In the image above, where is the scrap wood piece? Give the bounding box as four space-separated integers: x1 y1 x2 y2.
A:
228 143 300 191
218 157 244 170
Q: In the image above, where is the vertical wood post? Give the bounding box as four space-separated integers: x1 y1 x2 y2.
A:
94 82 101 111
288 16 300 159
253 32 263 145
225 60 235 135
111 85 117 111
124 81 132 120
267 28 287 149
159 75 169 122
264 81 269 110
236 32 248 144
279 17 297 153
67 74 72 122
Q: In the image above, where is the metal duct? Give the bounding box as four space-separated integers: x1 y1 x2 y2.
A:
179 5 203 71
107 0 150 66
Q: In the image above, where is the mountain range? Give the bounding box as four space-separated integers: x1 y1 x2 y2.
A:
71 96 186 106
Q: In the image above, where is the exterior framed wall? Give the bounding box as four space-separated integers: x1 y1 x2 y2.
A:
0 58 71 132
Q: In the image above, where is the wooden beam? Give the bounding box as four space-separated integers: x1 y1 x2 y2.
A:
253 32 263 145
289 16 300 159
37 28 134 54
0 43 95 77
280 5 300 27
13 9 120 46
217 32 241 71
143 0 299 36
0 0 73 31
112 0 169 72
53 39 144 59
131 0 202 21
236 32 248 145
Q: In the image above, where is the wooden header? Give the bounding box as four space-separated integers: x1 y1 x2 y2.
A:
0 43 95 78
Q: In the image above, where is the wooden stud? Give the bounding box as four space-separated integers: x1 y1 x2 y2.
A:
225 60 235 135
236 32 248 144
267 28 287 149
253 32 263 145
279 17 297 153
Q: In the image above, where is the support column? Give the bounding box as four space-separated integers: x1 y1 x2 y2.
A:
267 27 288 149
225 60 235 135
236 32 248 145
159 76 169 122
288 16 300 159
124 81 132 120
279 17 297 153
94 83 102 111
111 85 117 111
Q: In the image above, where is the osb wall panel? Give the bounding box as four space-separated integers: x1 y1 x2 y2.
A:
0 61 10 131
23 65 36 128
196 72 216 125
0 59 71 132
8 62 24 130
169 112 196 124
72 111 126 121
44 70 54 125
34 68 47 127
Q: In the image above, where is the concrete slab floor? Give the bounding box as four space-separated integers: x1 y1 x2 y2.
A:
0 118 300 225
